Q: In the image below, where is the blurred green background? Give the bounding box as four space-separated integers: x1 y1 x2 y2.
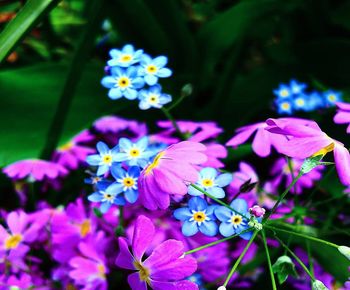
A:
1 0 350 166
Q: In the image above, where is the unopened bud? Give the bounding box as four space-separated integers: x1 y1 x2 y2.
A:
217 286 226 290
312 280 329 290
249 205 266 218
338 246 350 261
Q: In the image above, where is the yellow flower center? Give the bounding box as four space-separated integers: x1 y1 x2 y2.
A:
281 102 290 110
193 211 206 222
120 54 132 62
201 179 214 187
65 284 78 290
59 141 74 151
134 261 151 284
123 177 135 188
280 89 289 97
97 263 106 279
117 77 131 88
5 234 22 250
328 94 336 102
148 94 159 104
146 65 158 74
103 192 115 202
311 142 335 158
129 148 140 158
144 152 164 175
231 215 243 225
102 154 113 165
80 219 91 238
296 99 305 106
92 177 101 184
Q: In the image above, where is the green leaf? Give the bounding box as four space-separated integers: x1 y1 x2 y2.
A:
272 255 298 284
0 0 60 63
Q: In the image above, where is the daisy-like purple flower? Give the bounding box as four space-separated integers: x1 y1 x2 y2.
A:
188 167 232 198
101 66 145 100
110 165 140 203
228 162 258 196
334 102 350 134
53 130 95 170
266 118 350 186
107 44 144 68
138 55 172 86
3 159 68 181
86 141 119 176
116 215 198 290
174 197 218 237
138 141 207 210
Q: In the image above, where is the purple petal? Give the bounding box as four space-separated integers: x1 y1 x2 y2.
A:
116 237 135 270
132 216 155 261
334 144 350 186
127 272 147 290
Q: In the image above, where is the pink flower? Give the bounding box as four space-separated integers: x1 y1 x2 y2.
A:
334 102 350 134
266 118 350 186
53 130 95 170
138 141 207 210
202 143 227 168
228 162 259 196
3 159 68 181
226 118 314 157
116 215 198 290
249 205 266 218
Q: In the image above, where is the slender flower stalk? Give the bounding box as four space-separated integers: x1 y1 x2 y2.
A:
184 227 254 255
161 107 185 139
261 230 277 290
223 230 259 287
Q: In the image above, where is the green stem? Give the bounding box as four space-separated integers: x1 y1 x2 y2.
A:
190 184 248 219
184 227 254 255
275 235 315 281
263 171 303 223
223 230 258 287
261 230 277 290
265 225 339 248
306 240 314 289
115 205 124 236
161 107 185 140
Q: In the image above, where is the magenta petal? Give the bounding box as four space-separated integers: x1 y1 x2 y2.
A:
252 128 272 157
132 216 155 261
153 168 187 195
334 145 350 186
334 111 350 124
151 280 199 290
127 272 147 290
116 237 135 270
8 212 26 234
336 102 350 111
226 125 258 147
167 141 206 152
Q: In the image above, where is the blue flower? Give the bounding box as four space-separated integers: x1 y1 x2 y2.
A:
323 90 342 107
289 79 307 95
138 54 172 85
107 44 144 68
174 197 218 237
87 182 126 213
215 198 252 240
110 165 140 203
273 84 292 99
86 142 119 176
275 99 293 115
188 167 232 198
101 66 145 100
114 137 154 167
138 84 172 110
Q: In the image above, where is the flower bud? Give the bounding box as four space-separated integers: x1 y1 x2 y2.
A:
217 286 226 290
249 205 266 218
338 246 350 261
312 280 329 290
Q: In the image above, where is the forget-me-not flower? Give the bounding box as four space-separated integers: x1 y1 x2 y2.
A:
174 196 218 237
323 90 343 107
188 167 232 198
273 84 292 99
138 55 172 86
86 142 119 176
138 84 172 110
107 44 144 68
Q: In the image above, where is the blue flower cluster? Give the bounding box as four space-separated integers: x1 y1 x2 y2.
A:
101 44 172 110
85 137 159 213
174 196 255 240
273 79 343 115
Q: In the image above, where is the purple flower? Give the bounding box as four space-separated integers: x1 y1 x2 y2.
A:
138 141 207 210
116 215 198 290
202 143 227 169
249 205 265 218
3 159 68 181
334 102 350 134
266 118 350 186
228 162 258 196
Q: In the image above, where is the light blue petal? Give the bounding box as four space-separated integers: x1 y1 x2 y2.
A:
107 59 120 67
114 195 126 206
149 84 161 93
145 74 158 86
106 183 124 194
97 141 109 154
126 66 137 77
133 77 145 89
188 196 207 211
108 88 123 100
119 138 132 151
140 54 152 65
200 167 217 179
88 192 103 202
96 164 109 176
219 222 234 237
111 165 125 180
188 185 202 196
159 94 172 104
125 189 138 203
100 202 111 213
157 68 172 78
141 151 155 159
207 187 225 199
137 136 148 151
124 88 138 100
86 154 101 166
123 44 134 53
206 205 217 217
101 76 116 88
215 173 233 187
128 166 140 178
229 198 248 214
109 48 121 58
153 56 167 67
182 221 199 237
214 206 232 222
174 208 192 221
113 153 128 162
199 221 218 236
139 100 150 110
239 229 253 240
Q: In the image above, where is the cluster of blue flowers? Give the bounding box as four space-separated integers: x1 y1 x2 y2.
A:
85 137 160 213
273 79 343 115
101 44 172 110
